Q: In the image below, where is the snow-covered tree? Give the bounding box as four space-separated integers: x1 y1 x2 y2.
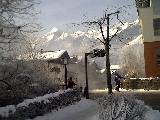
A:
119 35 145 78
0 0 46 106
0 60 56 107
0 0 41 60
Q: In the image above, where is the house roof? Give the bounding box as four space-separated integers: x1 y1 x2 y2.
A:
37 50 70 64
17 50 70 65
110 65 120 70
99 65 120 74
38 50 67 60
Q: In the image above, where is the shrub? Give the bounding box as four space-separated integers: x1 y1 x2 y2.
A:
0 89 81 120
97 94 149 120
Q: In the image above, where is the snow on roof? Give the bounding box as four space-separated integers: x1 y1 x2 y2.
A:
110 65 120 70
38 50 66 60
99 65 120 73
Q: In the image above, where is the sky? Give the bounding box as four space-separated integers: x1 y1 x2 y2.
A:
38 0 138 32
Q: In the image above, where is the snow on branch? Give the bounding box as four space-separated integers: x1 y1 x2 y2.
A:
97 94 150 120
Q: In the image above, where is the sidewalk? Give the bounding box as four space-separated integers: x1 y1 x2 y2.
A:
26 95 160 120
27 99 99 120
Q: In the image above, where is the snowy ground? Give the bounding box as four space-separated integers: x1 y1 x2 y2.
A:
26 98 160 120
27 99 99 120
90 88 160 93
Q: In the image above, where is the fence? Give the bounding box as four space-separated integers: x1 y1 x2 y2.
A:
123 78 160 90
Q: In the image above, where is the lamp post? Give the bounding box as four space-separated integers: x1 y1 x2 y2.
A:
63 58 68 89
85 52 93 99
84 50 105 99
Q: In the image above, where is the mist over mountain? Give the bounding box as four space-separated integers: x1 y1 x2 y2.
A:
39 20 141 68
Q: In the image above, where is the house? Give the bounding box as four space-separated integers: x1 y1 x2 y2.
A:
110 65 120 73
135 0 160 77
37 50 70 84
35 50 71 86
99 65 120 74
18 49 79 87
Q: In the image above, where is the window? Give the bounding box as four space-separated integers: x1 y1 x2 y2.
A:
153 0 160 15
135 0 150 8
156 48 160 64
153 18 160 36
50 67 60 73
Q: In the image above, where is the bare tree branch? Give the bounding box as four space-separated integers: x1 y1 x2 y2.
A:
117 35 130 45
117 14 124 25
0 0 41 59
98 21 107 42
97 38 105 44
0 80 12 90
109 29 119 41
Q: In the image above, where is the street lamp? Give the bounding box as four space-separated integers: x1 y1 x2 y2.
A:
84 50 105 99
63 58 68 89
85 52 93 99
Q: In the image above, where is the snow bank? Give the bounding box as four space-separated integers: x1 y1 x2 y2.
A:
0 105 16 117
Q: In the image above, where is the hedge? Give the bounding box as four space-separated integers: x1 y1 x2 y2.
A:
0 88 82 120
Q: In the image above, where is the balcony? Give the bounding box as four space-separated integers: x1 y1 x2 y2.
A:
135 0 150 8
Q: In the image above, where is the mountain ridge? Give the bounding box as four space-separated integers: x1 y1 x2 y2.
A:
39 20 141 66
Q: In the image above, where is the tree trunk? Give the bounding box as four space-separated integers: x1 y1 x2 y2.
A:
105 45 112 94
106 15 112 94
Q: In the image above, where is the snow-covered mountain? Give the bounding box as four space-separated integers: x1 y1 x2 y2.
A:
40 20 141 67
34 19 143 89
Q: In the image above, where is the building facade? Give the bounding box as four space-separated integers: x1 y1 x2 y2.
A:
34 50 72 86
135 0 160 77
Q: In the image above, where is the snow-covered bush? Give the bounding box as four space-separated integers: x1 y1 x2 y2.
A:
97 94 150 120
119 35 145 78
0 89 81 120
